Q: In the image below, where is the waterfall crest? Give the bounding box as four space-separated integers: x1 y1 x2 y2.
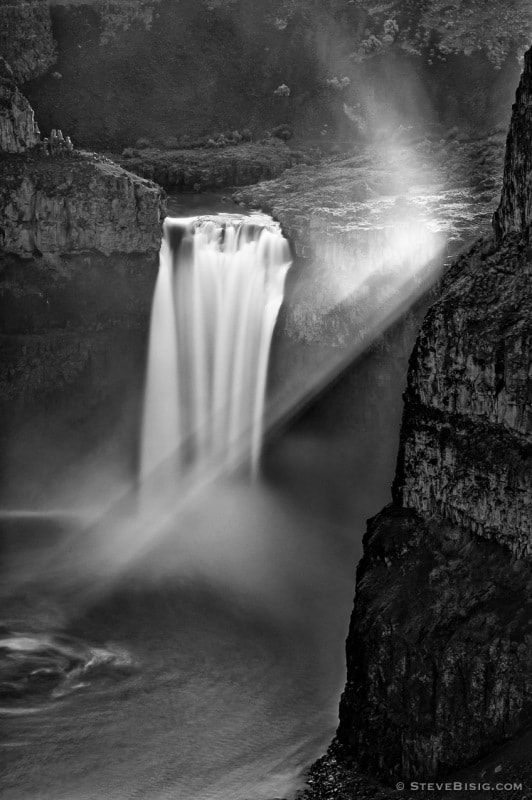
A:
140 214 291 480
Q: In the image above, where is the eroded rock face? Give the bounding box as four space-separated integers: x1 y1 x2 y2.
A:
494 48 532 237
338 506 532 781
0 132 165 434
395 234 532 558
0 0 56 82
335 47 532 781
0 72 40 153
0 154 164 258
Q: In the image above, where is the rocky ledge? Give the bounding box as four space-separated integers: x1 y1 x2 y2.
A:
233 129 506 349
0 148 165 340
0 81 165 420
0 150 164 260
117 140 308 192
0 139 165 503
302 46 532 795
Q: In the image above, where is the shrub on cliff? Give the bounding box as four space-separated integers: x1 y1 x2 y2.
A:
349 0 532 67
271 124 293 141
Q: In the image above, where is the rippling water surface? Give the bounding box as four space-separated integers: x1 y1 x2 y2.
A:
0 460 375 800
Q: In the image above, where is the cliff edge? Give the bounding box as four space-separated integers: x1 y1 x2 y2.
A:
0 76 165 421
335 47 532 782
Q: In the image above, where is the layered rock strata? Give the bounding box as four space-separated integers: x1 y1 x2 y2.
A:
333 47 532 782
1 153 163 258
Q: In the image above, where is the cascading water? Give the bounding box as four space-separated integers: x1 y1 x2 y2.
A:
140 214 292 480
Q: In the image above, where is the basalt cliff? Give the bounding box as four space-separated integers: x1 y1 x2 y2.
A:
0 71 165 502
329 46 532 787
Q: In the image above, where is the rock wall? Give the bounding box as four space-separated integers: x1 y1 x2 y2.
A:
17 0 521 151
0 63 40 153
0 80 165 419
335 46 532 782
494 48 532 237
395 233 532 558
49 0 162 46
337 506 532 783
0 132 165 502
0 153 163 258
120 142 302 191
0 0 56 82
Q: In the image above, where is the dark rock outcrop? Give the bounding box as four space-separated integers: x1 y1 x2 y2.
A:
338 506 532 781
394 232 532 558
0 152 164 258
0 101 165 416
0 62 40 153
0 0 56 82
333 47 532 783
494 49 532 237
119 142 304 192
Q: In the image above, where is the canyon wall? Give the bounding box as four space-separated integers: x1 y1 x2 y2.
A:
494 48 532 238
335 46 532 781
0 60 40 153
0 156 163 395
1 155 162 259
0 76 165 502
4 0 520 150
0 0 56 82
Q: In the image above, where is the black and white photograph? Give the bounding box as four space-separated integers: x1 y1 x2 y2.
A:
0 1 531 798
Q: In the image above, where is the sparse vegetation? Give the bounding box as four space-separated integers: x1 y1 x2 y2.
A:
271 124 293 141
349 0 532 67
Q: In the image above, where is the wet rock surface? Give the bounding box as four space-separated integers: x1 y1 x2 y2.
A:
296 735 532 800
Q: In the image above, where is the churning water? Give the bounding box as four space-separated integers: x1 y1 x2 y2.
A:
0 206 405 800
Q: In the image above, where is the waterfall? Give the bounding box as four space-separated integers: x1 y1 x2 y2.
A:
140 214 291 480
